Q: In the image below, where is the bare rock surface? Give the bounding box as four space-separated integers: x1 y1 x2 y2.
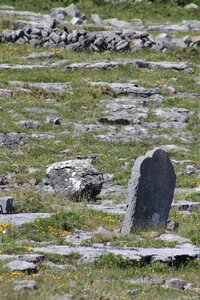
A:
5 260 37 274
0 254 45 263
0 213 51 226
9 81 70 93
34 245 200 264
0 60 69 70
0 89 13 98
129 276 195 290
46 159 104 200
156 234 191 244
90 82 160 96
14 280 37 291
25 51 55 60
16 120 40 129
0 132 25 148
65 59 192 72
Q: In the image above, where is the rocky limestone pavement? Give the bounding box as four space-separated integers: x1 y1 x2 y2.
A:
0 213 51 226
0 254 45 263
0 89 13 98
14 280 37 291
129 276 198 291
46 159 104 200
0 59 69 70
5 260 37 274
156 233 191 244
9 81 70 94
0 132 25 149
33 245 200 265
16 120 40 129
89 82 160 96
65 59 192 72
25 51 55 60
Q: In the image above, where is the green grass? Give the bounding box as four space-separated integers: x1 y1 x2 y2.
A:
0 1 200 299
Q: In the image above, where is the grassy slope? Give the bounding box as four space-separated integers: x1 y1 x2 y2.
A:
0 1 200 299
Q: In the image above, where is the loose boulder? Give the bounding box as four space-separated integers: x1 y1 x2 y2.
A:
121 148 176 233
46 159 103 201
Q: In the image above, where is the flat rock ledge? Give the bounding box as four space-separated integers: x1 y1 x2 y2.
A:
65 59 192 72
5 260 37 274
34 245 200 265
0 213 51 226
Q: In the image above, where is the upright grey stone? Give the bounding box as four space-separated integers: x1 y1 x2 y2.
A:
121 148 176 233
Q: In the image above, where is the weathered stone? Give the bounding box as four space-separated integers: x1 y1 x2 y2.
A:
156 234 191 244
165 278 189 290
5 260 37 274
26 107 58 115
0 254 45 263
0 89 13 98
0 132 25 149
25 51 54 60
121 148 176 233
0 213 51 226
50 31 61 43
65 3 80 17
9 81 70 94
33 245 200 265
167 220 179 232
90 82 160 96
46 159 104 200
14 280 37 291
0 196 13 214
16 120 40 129
152 107 190 123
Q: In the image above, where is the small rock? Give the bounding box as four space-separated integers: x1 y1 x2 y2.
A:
156 233 191 244
66 3 80 17
167 220 179 232
16 120 40 129
165 278 189 290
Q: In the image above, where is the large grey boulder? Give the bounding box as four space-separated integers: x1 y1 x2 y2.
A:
46 159 103 201
121 148 176 233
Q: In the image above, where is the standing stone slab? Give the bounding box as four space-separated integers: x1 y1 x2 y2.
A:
121 148 176 233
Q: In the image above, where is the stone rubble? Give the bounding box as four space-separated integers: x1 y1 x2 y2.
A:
1 26 199 52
